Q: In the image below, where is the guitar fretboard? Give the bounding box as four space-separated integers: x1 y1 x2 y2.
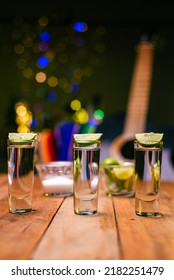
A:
123 43 154 137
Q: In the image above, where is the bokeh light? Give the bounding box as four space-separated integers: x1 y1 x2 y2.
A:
47 92 58 102
37 56 49 68
47 76 58 87
70 83 80 93
70 99 81 111
14 44 24 54
94 109 105 120
73 108 89 124
35 72 47 83
15 102 33 132
39 31 51 42
38 16 49 27
9 15 106 133
73 22 88 33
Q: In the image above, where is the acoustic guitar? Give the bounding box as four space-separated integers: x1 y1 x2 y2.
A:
109 36 155 161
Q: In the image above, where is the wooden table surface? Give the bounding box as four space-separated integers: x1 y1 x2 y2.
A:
0 174 174 260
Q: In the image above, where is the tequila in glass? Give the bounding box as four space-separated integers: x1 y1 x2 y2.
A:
134 140 163 216
73 135 101 215
7 138 36 214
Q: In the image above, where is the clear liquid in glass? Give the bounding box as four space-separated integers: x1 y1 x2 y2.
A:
73 143 100 215
134 141 163 217
8 144 35 213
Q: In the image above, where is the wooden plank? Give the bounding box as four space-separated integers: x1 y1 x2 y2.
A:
0 174 9 199
113 181 174 260
0 176 64 260
31 186 120 260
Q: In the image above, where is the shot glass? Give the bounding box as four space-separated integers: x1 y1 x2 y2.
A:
134 140 163 217
73 138 101 215
7 138 37 213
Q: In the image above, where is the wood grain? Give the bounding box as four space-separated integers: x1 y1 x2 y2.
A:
0 176 64 260
32 185 120 260
113 181 174 260
0 175 174 260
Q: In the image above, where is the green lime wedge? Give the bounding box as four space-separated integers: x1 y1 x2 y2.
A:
73 133 103 144
8 132 37 144
113 166 134 180
135 132 163 147
101 157 119 166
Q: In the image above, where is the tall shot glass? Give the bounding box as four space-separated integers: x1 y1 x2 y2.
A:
7 136 37 214
73 134 102 215
134 140 163 217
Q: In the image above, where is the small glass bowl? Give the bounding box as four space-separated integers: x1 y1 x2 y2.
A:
35 161 73 197
100 162 135 197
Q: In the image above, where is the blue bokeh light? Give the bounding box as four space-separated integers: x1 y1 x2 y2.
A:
73 22 86 33
47 92 58 102
39 31 51 42
30 118 38 129
37 56 49 68
70 83 80 93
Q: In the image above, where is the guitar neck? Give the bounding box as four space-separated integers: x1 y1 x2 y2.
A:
123 42 154 137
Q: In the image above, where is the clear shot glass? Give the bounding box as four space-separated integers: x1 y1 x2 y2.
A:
73 139 101 215
134 140 163 217
7 138 37 214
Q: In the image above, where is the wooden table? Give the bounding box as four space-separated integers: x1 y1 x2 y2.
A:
0 174 174 260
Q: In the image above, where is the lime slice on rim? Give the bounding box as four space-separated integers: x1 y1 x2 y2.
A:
135 132 163 147
73 133 103 144
8 132 37 144
113 166 134 180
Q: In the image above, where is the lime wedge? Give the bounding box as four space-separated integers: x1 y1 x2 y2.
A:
73 133 103 144
135 132 163 147
101 157 119 166
8 132 37 144
113 166 134 180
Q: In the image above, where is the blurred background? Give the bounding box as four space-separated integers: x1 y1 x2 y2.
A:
1 0 174 176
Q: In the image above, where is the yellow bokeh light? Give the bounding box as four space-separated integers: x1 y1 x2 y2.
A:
14 44 24 54
16 104 27 116
23 36 34 48
63 83 71 93
14 101 32 131
73 67 83 78
73 109 89 124
45 50 55 62
38 16 49 27
35 72 46 83
16 58 27 69
17 124 30 133
16 111 32 125
47 76 58 87
22 67 33 79
70 99 81 111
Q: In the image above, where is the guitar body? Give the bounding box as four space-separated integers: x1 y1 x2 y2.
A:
109 36 155 161
110 134 135 162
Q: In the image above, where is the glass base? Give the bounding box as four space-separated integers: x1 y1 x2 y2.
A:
9 208 32 214
107 191 135 197
135 211 161 217
74 210 97 215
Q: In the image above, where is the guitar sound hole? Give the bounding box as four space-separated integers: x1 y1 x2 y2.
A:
121 140 134 160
